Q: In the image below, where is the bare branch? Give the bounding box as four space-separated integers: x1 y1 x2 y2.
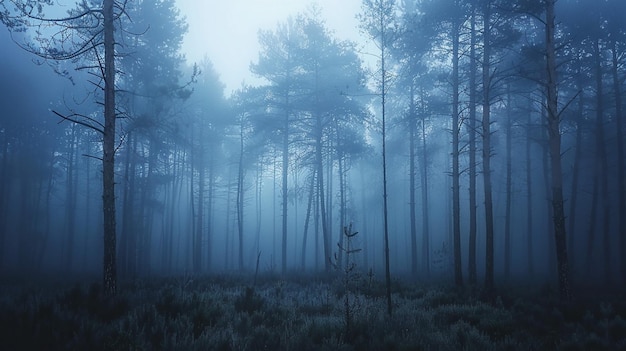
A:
53 110 104 134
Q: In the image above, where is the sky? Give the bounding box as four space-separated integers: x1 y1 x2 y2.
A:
175 0 364 94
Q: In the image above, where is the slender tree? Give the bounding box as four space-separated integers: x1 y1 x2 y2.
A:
544 0 571 300
359 0 396 315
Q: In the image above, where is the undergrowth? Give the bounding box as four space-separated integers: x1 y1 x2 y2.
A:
0 274 624 350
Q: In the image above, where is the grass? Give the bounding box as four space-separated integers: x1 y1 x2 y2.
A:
0 273 625 350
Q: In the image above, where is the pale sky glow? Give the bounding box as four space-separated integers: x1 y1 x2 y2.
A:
175 0 364 95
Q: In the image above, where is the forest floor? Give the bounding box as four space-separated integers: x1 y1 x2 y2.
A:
1 272 625 350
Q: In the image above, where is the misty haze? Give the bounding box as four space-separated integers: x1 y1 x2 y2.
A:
1 0 625 350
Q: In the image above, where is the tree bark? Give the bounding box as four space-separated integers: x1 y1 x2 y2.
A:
237 118 245 271
102 0 117 295
451 23 463 288
301 169 315 270
482 1 495 293
526 107 534 276
409 84 418 277
420 98 430 277
282 105 289 275
467 5 478 285
64 124 78 272
610 39 626 283
592 38 611 284
545 0 571 300
504 85 513 279
567 84 583 260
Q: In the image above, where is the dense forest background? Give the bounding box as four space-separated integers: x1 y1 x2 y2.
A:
1 0 625 297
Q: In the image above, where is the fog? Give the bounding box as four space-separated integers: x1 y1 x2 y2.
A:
0 0 624 294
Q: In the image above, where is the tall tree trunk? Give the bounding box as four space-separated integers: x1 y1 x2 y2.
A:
545 0 571 300
420 103 430 277
314 177 321 271
254 162 262 256
237 120 245 271
568 85 584 259
504 85 513 279
451 23 463 288
316 116 330 272
593 38 611 284
337 152 346 268
409 84 418 277
102 0 117 295
65 124 78 272
194 163 205 273
611 39 625 283
541 114 556 276
301 169 315 270
467 5 478 285
380 8 392 315
526 108 534 276
206 157 214 271
282 107 289 274
224 168 232 270
120 134 137 277
0 131 8 270
482 2 495 293
360 170 370 270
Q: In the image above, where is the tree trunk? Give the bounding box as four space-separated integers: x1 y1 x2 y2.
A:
194 163 205 273
380 9 392 315
337 152 346 269
282 107 289 275
467 5 478 285
541 114 556 276
545 0 571 300
120 133 137 277
504 85 513 279
420 101 431 277
451 24 463 288
409 84 418 277
102 0 117 295
206 157 214 271
65 124 78 272
593 38 611 284
237 119 245 271
526 108 534 276
301 169 315 270
254 162 262 257
611 39 626 283
482 2 495 293
316 115 331 272
0 131 8 270
568 85 584 260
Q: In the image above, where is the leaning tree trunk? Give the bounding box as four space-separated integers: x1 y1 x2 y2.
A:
545 0 571 301
102 0 117 296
